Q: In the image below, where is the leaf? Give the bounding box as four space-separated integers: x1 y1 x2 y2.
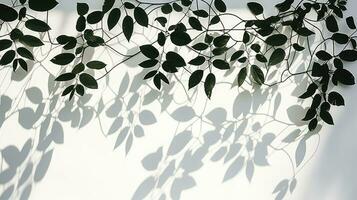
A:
167 131 192 155
213 35 230 47
123 16 134 41
166 51 186 67
134 7 149 27
17 47 34 60
171 106 195 122
326 15 339 32
79 73 98 89
86 60 106 69
0 4 18 22
204 73 216 99
247 2 263 15
161 3 172 14
328 91 345 106
87 11 103 24
25 19 51 32
77 3 89 15
346 16 356 29
223 156 244 182
213 59 230 70
55 73 75 81
268 48 285 66
140 44 159 59
139 59 158 68
231 50 244 61
26 87 43 104
170 31 191 46
214 0 226 12
142 147 163 170
102 0 114 13
299 83 317 99
193 9 209 17
139 110 157 125
107 8 121 30
320 110 334 125
295 139 306 166
316 50 332 61
339 50 357 61
192 43 209 51
0 50 15 65
76 16 86 32
20 35 44 47
251 65 265 85
50 53 75 65
331 33 349 44
0 39 12 51
265 34 287 46
72 63 85 74
293 43 305 51
237 67 247 87
189 56 205 65
29 0 58 12
188 17 202 30
189 70 203 89
333 69 355 85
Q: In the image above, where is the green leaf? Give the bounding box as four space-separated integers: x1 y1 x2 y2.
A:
86 60 106 69
268 48 285 66
237 67 247 87
308 118 318 131
316 50 332 61
265 34 287 46
123 16 134 41
140 44 159 59
76 16 86 32
25 19 51 32
231 50 244 61
189 56 205 66
158 32 166 46
102 0 115 13
161 4 172 14
193 9 209 18
213 59 230 70
87 11 103 24
107 8 121 30
192 43 208 51
55 73 75 81
320 110 334 125
328 91 345 106
247 2 263 15
326 15 338 32
243 31 250 44
251 65 264 85
77 3 89 15
214 0 226 12
213 35 230 47
124 2 135 9
166 51 186 67
51 53 75 65
17 47 34 60
80 73 98 89
189 17 202 31
339 50 357 61
75 84 85 96
333 69 355 85
20 35 44 47
0 39 12 51
0 50 15 65
331 33 349 44
346 16 356 29
189 70 203 89
173 2 183 12
204 73 216 99
29 0 58 12
299 83 317 99
256 54 267 63
134 7 149 27
139 59 158 68
292 43 305 51
170 31 191 46
72 63 85 74
0 4 18 22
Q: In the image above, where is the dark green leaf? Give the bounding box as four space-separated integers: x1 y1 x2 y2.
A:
293 43 305 51
333 69 355 85
139 59 158 68
316 50 332 61
173 3 183 12
193 10 209 18
332 33 349 44
237 67 247 87
339 50 357 61
0 4 18 22
204 73 216 99
170 31 191 46
76 16 86 32
87 11 103 24
75 84 85 96
299 83 317 99
134 7 149 27
320 110 334 125
77 3 89 15
256 54 267 63
25 19 51 32
268 48 285 66
181 0 192 7
212 47 228 55
214 0 226 12
155 17 167 27
189 17 202 30
166 51 186 67
123 16 134 41
86 60 106 69
124 2 135 9
247 2 263 15
140 44 159 59
250 43 261 52
189 56 205 66
79 73 98 89
0 39 12 51
251 65 264 85
326 15 339 32
308 118 318 131
210 15 220 25
72 63 85 74
231 50 244 61
243 31 250 44
158 32 166 46
161 4 172 14
265 34 287 46
0 50 15 65
50 53 75 65
107 8 121 30
10 28 23 41
213 59 230 70
102 0 114 13
62 85 74 96
17 47 34 60
189 70 203 89
192 43 208 51
29 0 58 12
302 109 316 121
55 73 75 81
346 16 356 29
213 35 230 47
20 35 44 47
328 91 345 106
144 70 157 79
18 58 27 71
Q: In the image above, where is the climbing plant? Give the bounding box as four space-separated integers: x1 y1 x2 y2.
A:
0 0 356 134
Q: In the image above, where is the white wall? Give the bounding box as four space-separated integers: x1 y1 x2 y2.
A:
0 0 357 200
